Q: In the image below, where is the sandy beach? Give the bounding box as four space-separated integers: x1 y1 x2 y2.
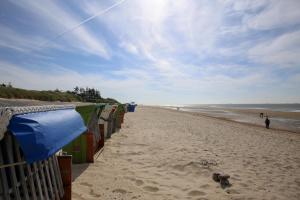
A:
72 106 300 200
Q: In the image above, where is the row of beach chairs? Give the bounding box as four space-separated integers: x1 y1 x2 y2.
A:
63 103 133 163
0 103 137 200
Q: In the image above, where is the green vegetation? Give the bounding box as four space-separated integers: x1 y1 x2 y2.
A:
0 86 79 101
73 86 101 102
0 83 119 104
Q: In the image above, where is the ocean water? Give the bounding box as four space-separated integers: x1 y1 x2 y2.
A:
181 104 300 112
165 104 300 133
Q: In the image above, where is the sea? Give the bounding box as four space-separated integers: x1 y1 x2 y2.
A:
163 104 300 133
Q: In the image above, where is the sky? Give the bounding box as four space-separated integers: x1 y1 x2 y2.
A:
0 0 300 105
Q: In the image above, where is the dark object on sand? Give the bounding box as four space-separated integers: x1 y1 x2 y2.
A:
260 113 264 118
212 173 231 188
265 116 270 129
212 173 220 182
219 174 230 188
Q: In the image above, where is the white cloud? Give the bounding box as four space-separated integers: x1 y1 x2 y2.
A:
119 42 138 55
249 30 300 67
246 0 300 30
0 61 143 101
8 0 110 58
81 0 238 89
83 0 224 61
1 59 300 104
1 0 300 104
230 0 268 11
0 24 64 53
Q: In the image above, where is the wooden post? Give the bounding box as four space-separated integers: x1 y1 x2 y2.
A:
32 163 44 199
13 138 30 200
86 132 94 163
5 135 22 200
57 155 72 200
37 162 50 200
52 156 64 198
0 147 11 200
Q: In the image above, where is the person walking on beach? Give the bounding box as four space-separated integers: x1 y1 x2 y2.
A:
260 113 264 118
265 116 270 129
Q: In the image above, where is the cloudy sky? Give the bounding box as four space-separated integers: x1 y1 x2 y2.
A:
0 0 300 104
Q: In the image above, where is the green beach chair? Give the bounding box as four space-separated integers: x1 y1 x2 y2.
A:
62 104 106 163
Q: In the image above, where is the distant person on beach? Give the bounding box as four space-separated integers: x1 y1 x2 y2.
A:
260 113 264 118
177 107 180 111
265 116 270 129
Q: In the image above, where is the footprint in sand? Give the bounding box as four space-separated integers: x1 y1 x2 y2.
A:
80 182 92 187
73 192 85 200
239 182 249 188
187 190 206 196
90 189 101 197
131 195 141 199
135 179 144 186
112 188 127 194
295 178 300 187
200 184 211 189
231 176 242 181
172 164 185 171
225 188 240 194
143 186 159 192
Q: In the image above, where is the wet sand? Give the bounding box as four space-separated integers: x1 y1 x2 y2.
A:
226 108 300 120
72 106 300 200
225 108 300 133
178 106 300 133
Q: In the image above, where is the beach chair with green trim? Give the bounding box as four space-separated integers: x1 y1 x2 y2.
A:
98 104 115 139
115 104 126 129
62 104 106 163
111 105 118 134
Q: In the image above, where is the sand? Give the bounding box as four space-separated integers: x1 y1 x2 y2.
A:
72 106 300 200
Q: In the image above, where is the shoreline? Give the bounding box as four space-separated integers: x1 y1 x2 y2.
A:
154 106 300 134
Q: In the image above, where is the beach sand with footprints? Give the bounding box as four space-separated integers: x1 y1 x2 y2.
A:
72 106 300 200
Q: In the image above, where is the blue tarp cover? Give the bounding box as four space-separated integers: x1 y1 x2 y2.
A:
128 104 137 112
8 109 87 163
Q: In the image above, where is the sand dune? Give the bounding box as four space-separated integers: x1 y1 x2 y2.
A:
72 106 300 200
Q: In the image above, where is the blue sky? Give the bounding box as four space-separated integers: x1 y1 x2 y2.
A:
0 0 300 104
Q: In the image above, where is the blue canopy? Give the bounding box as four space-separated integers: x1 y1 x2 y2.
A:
8 109 87 163
128 104 137 112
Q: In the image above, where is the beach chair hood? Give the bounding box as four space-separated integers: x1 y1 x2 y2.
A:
4 105 87 163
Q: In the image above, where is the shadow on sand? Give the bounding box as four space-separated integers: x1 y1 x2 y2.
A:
72 163 90 181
